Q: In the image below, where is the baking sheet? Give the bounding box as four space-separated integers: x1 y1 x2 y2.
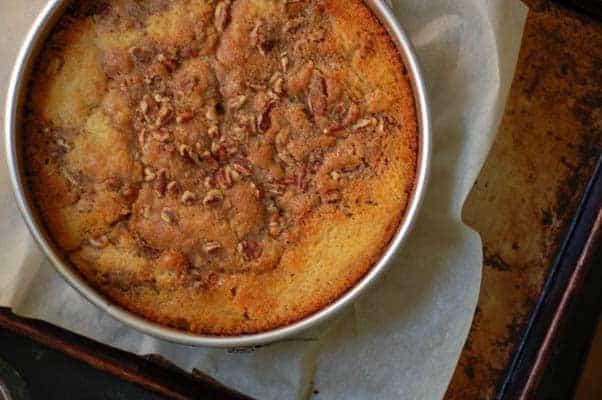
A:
0 1 527 399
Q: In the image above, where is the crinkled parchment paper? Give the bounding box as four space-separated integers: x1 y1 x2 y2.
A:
0 1 527 398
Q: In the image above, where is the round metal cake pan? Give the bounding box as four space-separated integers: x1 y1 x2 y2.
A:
5 0 431 347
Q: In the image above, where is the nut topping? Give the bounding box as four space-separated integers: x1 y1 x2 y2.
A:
203 241 221 254
352 118 374 131
324 189 342 203
143 167 156 182
157 53 176 72
208 125 219 139
249 182 261 199
160 207 176 224
152 128 170 142
181 190 196 205
167 181 180 195
214 1 231 33
179 144 192 158
268 215 281 237
206 104 219 122
89 235 109 249
238 240 262 261
176 110 194 124
154 169 167 197
280 53 289 72
232 158 253 176
308 74 327 118
204 175 216 189
228 95 247 110
203 189 223 205
215 168 233 189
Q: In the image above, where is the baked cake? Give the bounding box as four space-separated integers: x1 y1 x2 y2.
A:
23 0 417 334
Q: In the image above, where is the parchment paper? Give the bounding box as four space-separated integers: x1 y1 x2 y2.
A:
0 1 528 398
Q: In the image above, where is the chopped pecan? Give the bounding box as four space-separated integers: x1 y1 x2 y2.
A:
297 164 307 191
157 53 176 72
251 20 275 56
264 182 285 196
55 137 71 151
308 151 324 172
228 95 247 110
105 176 122 191
156 103 173 126
181 190 196 205
206 104 219 122
179 144 193 158
176 110 194 124
323 124 345 137
257 102 274 132
225 165 241 182
343 103 360 126
268 214 281 237
203 241 222 254
215 168 233 189
161 207 177 224
204 175 216 189
201 151 219 170
249 182 261 199
154 169 167 197
208 125 220 139
281 53 289 72
167 181 180 195
352 117 377 131
89 235 109 249
324 189 342 203
232 157 253 176
273 77 284 95
152 128 171 142
129 46 152 63
121 184 138 201
214 1 231 33
203 189 223 205
308 73 327 118
238 239 262 261
143 167 157 182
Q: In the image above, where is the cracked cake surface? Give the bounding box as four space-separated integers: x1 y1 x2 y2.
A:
23 0 417 334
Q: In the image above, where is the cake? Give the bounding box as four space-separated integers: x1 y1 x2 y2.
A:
23 0 417 335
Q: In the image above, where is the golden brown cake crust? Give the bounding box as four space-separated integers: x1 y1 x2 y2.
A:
24 0 417 335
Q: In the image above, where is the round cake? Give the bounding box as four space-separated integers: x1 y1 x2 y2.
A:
23 0 417 334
